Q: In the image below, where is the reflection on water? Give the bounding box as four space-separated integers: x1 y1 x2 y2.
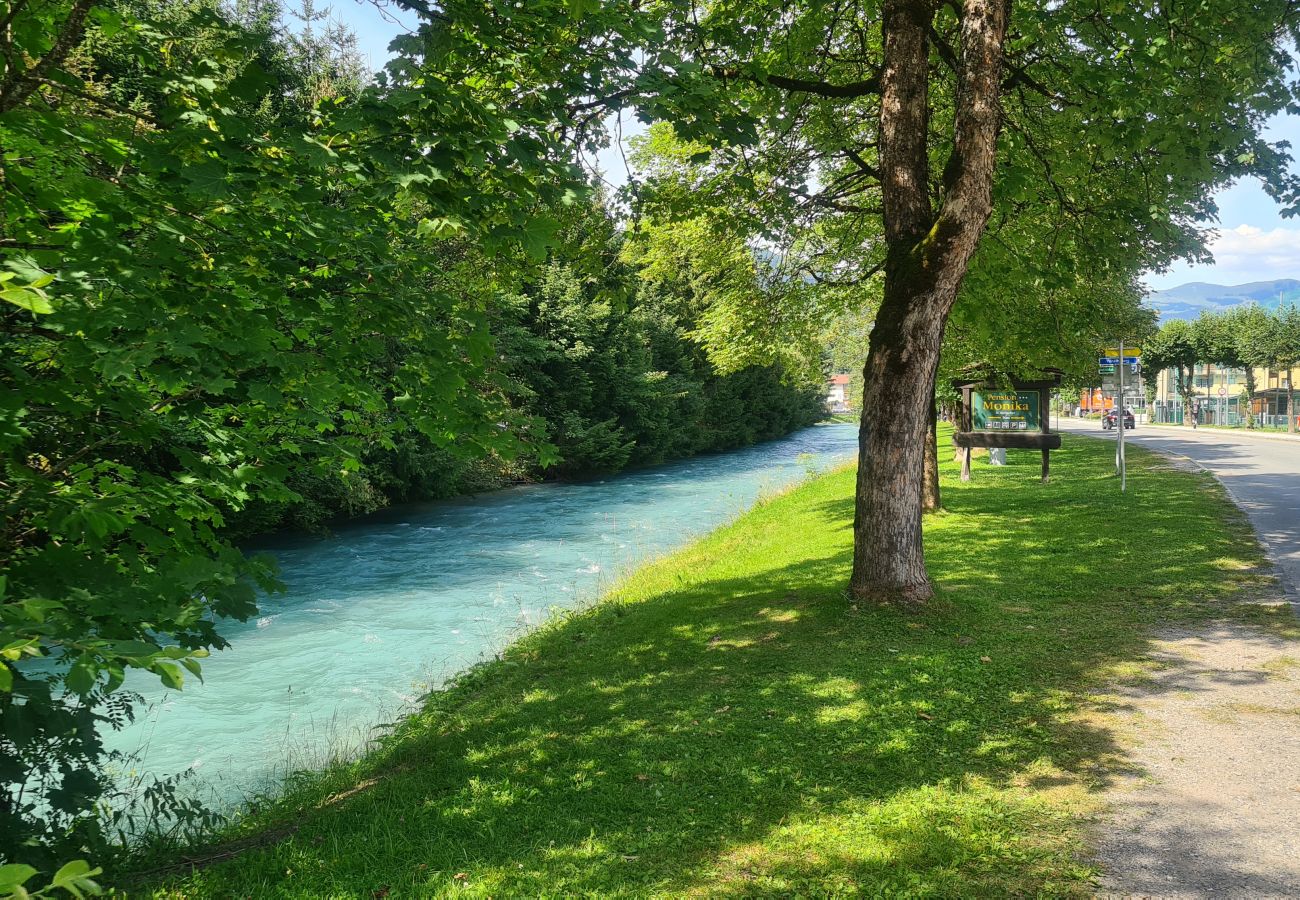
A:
104 424 859 803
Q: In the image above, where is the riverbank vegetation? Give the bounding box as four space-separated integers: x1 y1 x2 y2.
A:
0 0 821 869
129 433 1283 896
226 204 826 538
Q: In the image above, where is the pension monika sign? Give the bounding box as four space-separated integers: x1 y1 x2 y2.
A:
971 390 1040 432
953 373 1061 483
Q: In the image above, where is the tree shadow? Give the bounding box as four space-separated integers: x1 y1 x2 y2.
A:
178 554 1129 894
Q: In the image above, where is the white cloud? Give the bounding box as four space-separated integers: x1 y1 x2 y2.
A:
1146 224 1300 291
1199 224 1300 282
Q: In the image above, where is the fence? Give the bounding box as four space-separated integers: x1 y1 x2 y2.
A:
1152 398 1245 426
1151 399 1297 429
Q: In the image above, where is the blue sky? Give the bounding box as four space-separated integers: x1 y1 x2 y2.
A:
340 0 415 74
341 3 1299 293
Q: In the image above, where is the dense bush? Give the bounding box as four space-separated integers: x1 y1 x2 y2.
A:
233 213 826 534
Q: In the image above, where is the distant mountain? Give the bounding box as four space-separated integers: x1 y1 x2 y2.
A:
1146 278 1300 321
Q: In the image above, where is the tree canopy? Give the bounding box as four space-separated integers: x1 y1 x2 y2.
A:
1144 305 1300 430
583 0 1300 599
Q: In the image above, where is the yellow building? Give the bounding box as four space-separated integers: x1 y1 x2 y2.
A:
1152 363 1299 427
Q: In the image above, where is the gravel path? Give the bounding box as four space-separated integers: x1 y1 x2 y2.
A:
1094 625 1300 897
1056 423 1300 896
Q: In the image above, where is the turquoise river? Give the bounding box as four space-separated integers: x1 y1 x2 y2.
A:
103 423 859 805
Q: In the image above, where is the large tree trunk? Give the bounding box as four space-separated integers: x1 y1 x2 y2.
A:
852 296 946 603
849 0 1009 605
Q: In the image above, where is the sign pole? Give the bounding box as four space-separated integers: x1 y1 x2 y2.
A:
1117 337 1126 492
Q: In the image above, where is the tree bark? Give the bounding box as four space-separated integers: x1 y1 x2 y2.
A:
922 389 941 512
1244 368 1256 428
849 0 1009 605
1289 380 1295 433
1179 365 1193 424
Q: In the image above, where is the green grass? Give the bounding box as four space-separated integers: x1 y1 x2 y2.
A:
136 430 1290 897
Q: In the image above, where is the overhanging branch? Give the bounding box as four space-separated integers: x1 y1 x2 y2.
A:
709 64 881 99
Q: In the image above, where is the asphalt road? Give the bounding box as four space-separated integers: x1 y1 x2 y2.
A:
1057 419 1300 599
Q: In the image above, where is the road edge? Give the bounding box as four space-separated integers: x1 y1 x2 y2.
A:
1141 422 1300 445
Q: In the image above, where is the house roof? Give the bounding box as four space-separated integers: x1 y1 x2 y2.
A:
829 374 851 385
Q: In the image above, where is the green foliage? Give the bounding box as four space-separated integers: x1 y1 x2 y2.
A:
608 1 1298 403
821 306 877 409
0 0 578 865
228 200 825 532
1146 319 1201 411
1146 305 1300 426
624 211 834 381
0 858 103 898
1239 304 1300 431
492 203 825 477
1191 306 1271 423
6 0 1298 877
1239 304 1300 374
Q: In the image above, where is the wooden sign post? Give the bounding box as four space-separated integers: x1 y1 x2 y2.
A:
952 373 1062 483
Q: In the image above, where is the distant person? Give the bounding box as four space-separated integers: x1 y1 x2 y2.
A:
1191 401 1199 429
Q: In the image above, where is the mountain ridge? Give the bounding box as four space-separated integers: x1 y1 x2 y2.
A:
1145 278 1300 320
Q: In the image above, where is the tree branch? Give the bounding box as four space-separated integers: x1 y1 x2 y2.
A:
930 21 1062 104
935 0 1010 232
567 86 639 114
804 257 886 286
709 64 882 99
0 0 97 114
0 238 61 250
1 320 64 340
33 76 159 124
927 22 960 74
1002 56 1063 102
0 0 31 41
843 146 881 180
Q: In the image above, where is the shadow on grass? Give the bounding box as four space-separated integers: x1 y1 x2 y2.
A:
140 434 1278 897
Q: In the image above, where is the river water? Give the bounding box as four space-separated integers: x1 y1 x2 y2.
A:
104 423 859 805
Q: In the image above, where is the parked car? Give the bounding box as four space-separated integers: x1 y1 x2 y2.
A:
1102 408 1136 430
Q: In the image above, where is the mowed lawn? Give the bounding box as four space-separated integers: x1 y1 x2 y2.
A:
143 429 1285 897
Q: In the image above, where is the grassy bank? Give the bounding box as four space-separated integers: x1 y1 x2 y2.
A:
140 430 1285 897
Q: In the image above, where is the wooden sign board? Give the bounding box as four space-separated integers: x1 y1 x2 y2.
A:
951 374 1062 483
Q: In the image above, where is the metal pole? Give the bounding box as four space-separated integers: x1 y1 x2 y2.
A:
1118 338 1126 492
